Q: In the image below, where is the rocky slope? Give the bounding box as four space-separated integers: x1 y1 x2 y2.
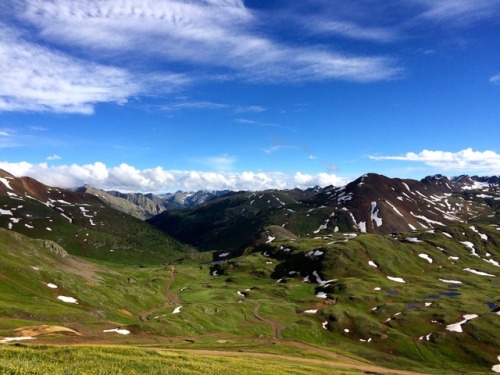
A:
0 169 192 264
148 173 499 251
76 185 232 219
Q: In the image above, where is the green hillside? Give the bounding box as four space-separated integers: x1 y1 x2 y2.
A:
1 173 499 374
1 221 499 373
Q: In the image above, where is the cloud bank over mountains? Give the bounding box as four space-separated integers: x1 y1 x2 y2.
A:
1 148 498 193
0 161 346 193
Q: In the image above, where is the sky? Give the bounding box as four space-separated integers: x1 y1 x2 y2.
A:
1 0 499 193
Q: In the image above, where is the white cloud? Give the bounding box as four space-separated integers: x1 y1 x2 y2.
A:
369 148 500 174
195 154 237 171
11 0 399 84
490 74 500 84
0 161 348 193
263 145 297 154
46 154 61 161
415 0 500 24
0 23 142 114
0 131 9 136
236 119 282 128
161 101 229 111
234 105 267 113
307 20 397 43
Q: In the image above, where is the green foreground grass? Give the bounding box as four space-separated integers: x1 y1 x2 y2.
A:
0 345 363 375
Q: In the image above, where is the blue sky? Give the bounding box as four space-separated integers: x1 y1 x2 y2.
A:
1 0 499 192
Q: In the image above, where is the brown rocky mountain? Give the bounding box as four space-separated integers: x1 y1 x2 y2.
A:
148 173 499 251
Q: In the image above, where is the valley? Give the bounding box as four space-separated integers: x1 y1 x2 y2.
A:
0 169 499 374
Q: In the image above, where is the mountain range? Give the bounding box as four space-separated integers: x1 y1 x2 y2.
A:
76 184 232 220
0 168 499 374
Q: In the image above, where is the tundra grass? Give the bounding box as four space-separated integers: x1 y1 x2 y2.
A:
0 345 365 375
1 225 498 374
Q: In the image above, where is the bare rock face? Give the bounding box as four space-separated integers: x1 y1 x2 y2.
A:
76 185 163 220
35 239 69 258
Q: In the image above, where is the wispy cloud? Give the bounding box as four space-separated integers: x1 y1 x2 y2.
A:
369 148 500 174
0 161 348 193
263 145 298 154
11 0 400 84
194 154 237 171
305 19 398 43
160 101 229 111
236 119 282 128
46 154 61 161
490 74 500 85
0 131 9 137
234 105 267 113
0 22 142 114
415 0 500 24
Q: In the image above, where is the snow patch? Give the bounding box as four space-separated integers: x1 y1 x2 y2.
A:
368 260 378 268
387 276 406 283
47 283 58 289
370 202 383 227
172 306 182 314
484 258 499 267
57 296 78 304
439 279 462 284
312 271 336 287
419 254 433 263
463 268 495 277
305 250 324 257
266 236 275 243
60 213 72 223
405 237 422 243
0 177 13 190
493 357 500 373
103 328 130 335
358 221 367 233
445 314 478 333
470 226 488 241
460 242 479 257
1 336 35 343
410 212 445 226
386 201 404 217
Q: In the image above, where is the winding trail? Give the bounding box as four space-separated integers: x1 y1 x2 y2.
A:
252 301 285 340
139 266 178 322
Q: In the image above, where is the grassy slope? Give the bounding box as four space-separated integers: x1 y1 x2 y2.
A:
0 195 192 265
0 345 370 375
0 223 499 373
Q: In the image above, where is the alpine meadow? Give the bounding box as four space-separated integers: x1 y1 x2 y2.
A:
1 1 500 374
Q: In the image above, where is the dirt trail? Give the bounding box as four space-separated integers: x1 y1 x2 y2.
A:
139 266 178 322
252 301 285 340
